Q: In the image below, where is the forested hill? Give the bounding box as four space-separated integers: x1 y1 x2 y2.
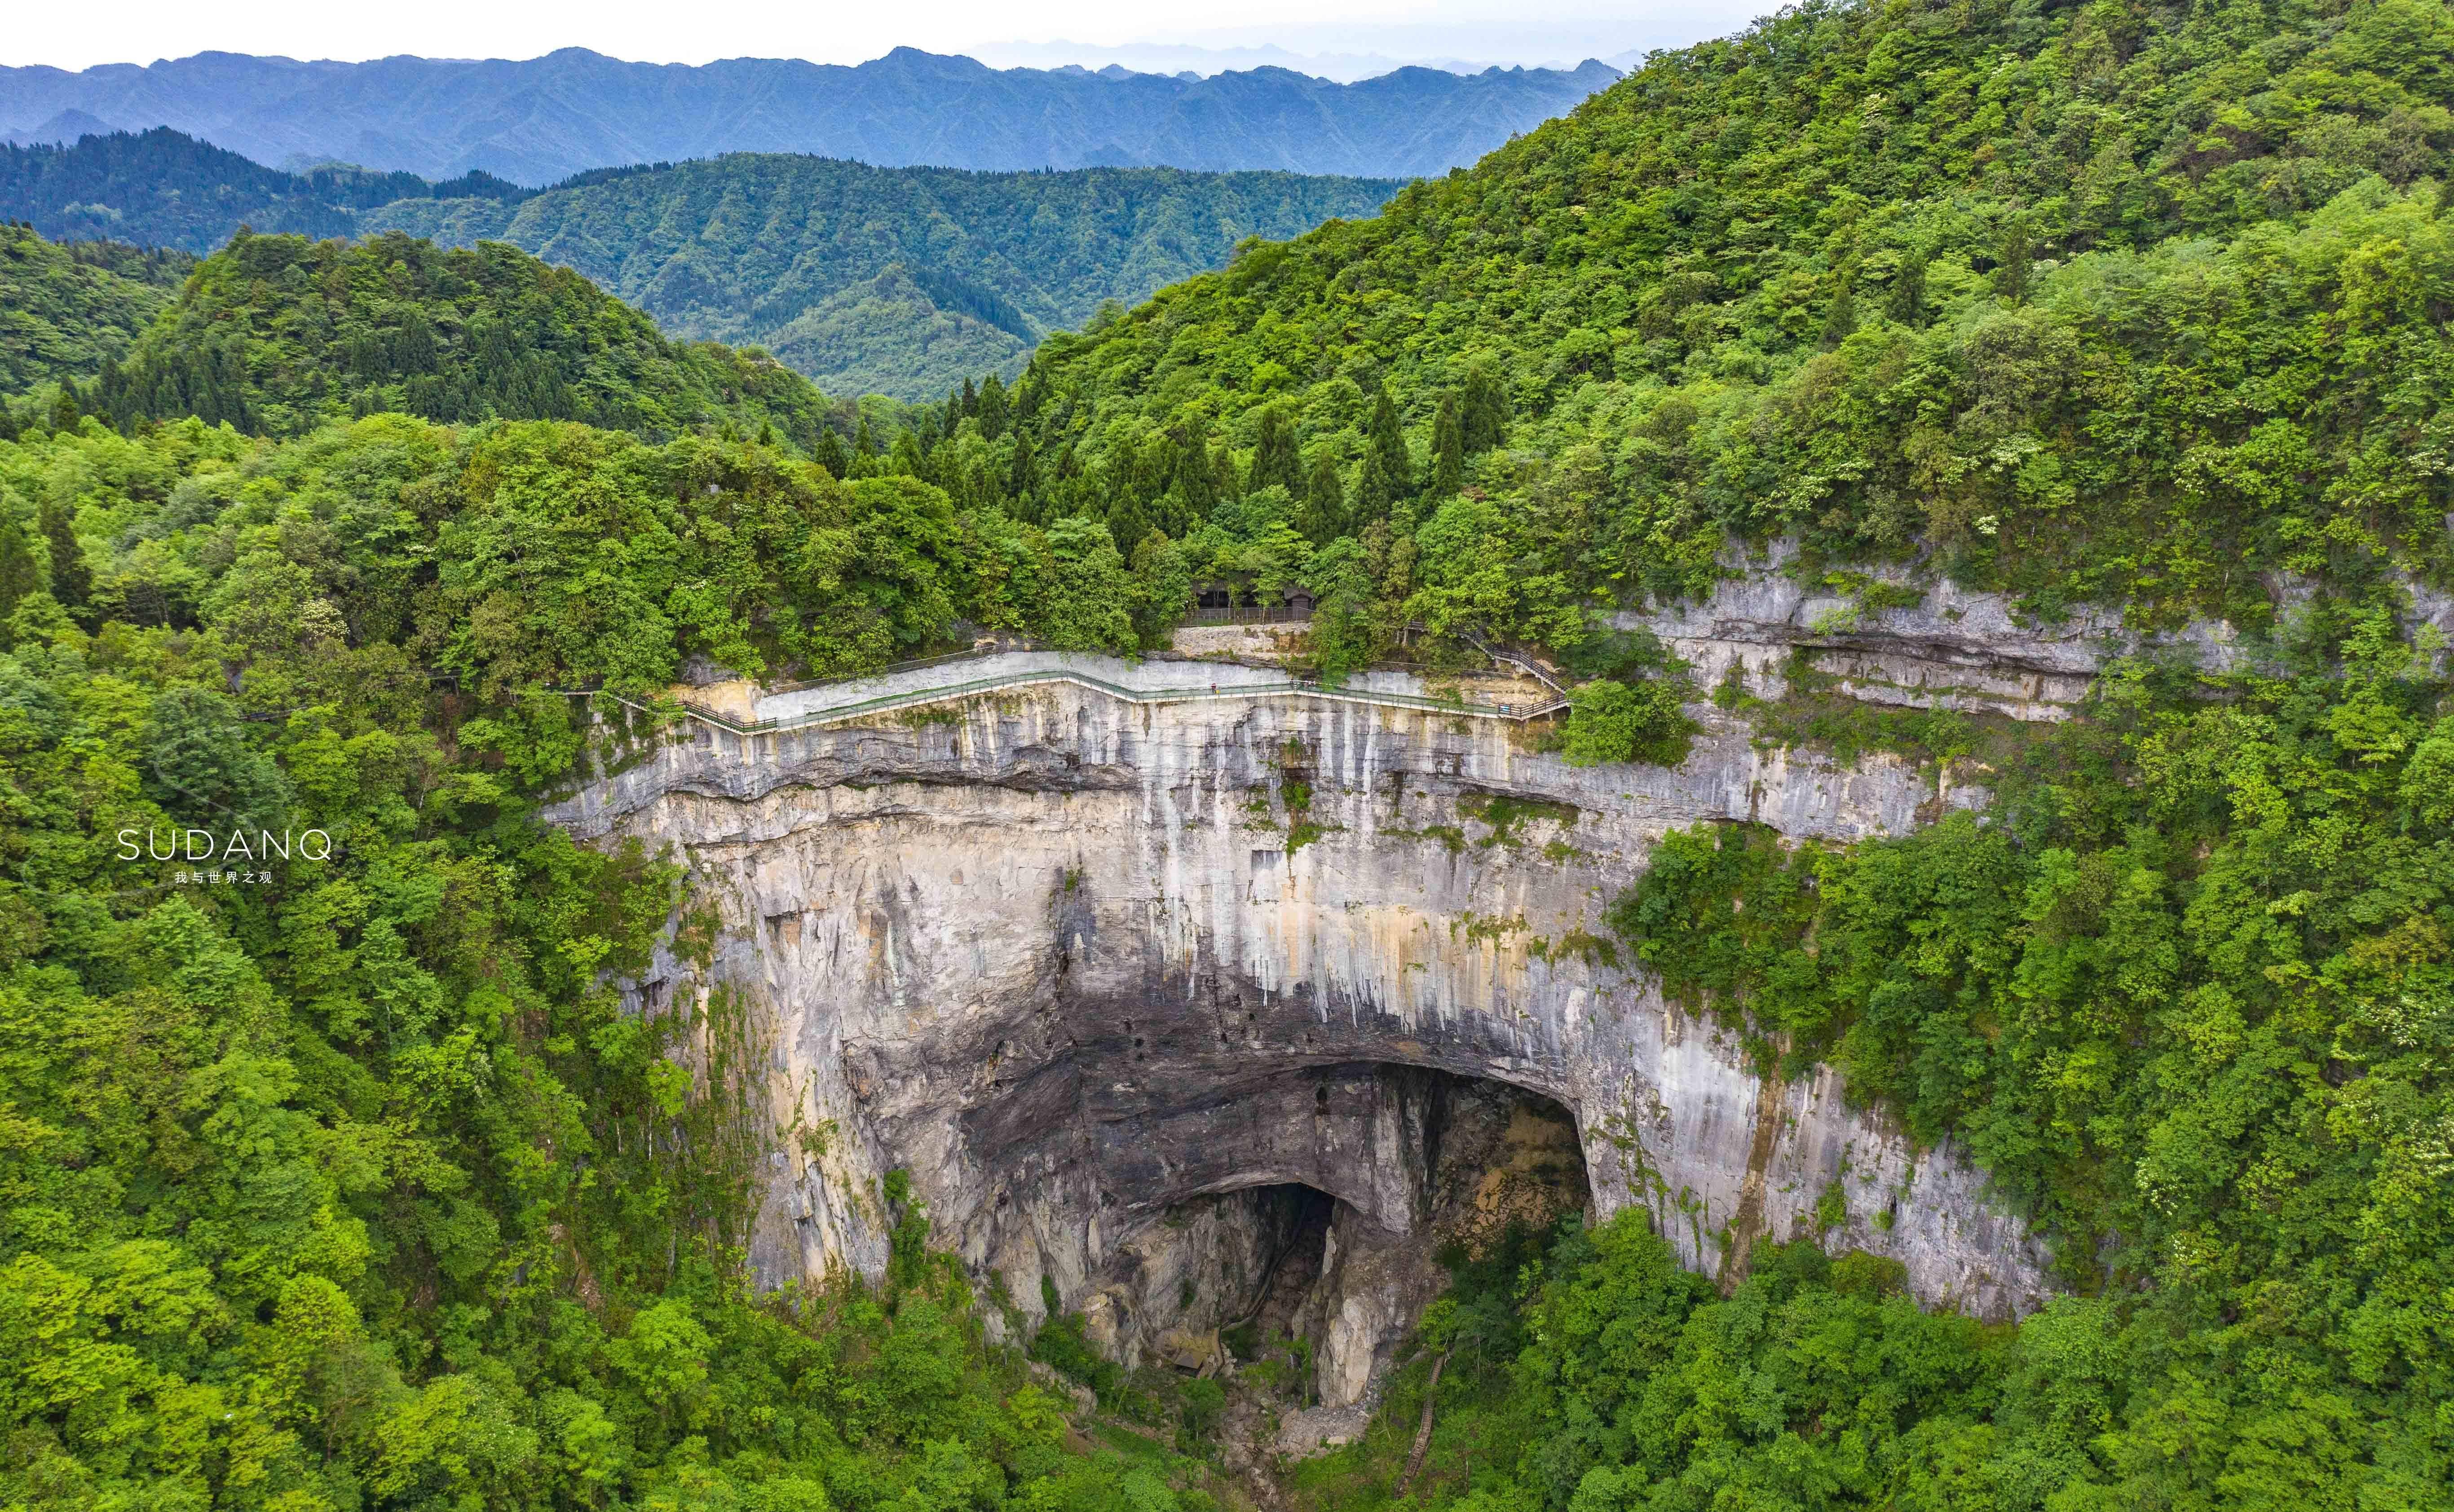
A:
0 127 525 254
69 228 839 445
0 130 1404 400
361 154 1405 400
0 47 1618 185
0 222 191 392
1015 0 2454 637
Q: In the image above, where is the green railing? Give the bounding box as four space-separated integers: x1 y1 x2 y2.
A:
574 665 1570 740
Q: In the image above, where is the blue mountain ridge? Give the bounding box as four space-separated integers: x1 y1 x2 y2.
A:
0 46 1621 185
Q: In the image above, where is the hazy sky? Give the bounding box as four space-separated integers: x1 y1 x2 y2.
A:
3 0 1765 73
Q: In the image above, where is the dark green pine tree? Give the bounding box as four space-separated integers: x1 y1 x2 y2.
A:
1367 385 1411 496
1820 256 1859 348
961 377 980 417
1997 213 2033 306
35 497 91 617
1008 431 1038 503
1013 356 1046 421
1460 366 1508 454
1298 451 1348 544
814 426 849 478
1430 392 1465 498
1173 427 1218 523
0 516 39 625
1250 407 1302 494
1209 441 1240 501
1352 450 1395 529
1887 249 1928 326
977 375 1009 439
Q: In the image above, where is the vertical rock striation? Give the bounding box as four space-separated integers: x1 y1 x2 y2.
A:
546 663 2056 1404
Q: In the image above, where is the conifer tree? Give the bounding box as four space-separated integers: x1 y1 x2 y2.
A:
978 375 1010 439
1008 431 1037 502
1367 384 1411 496
1173 427 1218 520
1430 392 1465 498
1820 256 1858 348
35 497 90 615
1251 407 1302 494
814 427 849 478
1887 250 1928 326
0 516 37 626
1298 452 1347 545
1460 365 1507 454
1352 450 1395 527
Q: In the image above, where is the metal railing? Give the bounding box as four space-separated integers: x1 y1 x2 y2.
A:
569 666 1569 741
759 647 1011 697
1183 606 1311 626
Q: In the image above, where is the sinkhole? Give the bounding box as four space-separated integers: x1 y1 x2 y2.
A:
1079 1067 1593 1406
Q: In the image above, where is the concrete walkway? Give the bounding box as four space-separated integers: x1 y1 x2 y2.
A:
606 651 1571 736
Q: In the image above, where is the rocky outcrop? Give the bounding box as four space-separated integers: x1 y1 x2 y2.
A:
546 656 2052 1410
1619 538 2454 718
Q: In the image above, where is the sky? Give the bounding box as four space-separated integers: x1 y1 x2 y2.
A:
1 0 1765 75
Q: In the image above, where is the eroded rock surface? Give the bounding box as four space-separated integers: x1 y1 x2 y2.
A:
546 664 2053 1408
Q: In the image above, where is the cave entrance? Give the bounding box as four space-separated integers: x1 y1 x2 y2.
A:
1227 1183 1335 1353
1134 1070 1592 1398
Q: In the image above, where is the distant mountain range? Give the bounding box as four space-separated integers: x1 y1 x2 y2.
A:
0 128 1402 401
360 153 1404 400
0 47 1620 186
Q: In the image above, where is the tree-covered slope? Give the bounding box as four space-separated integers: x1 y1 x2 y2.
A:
360 154 1405 400
0 222 191 393
73 228 838 445
0 127 525 254
0 415 1223 1511
1007 0 2454 642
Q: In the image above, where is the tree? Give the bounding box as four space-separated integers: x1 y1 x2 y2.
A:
0 516 36 627
1299 451 1348 544
977 374 1009 439
1561 678 1696 768
814 426 850 479
1820 256 1858 348
1352 450 1396 527
1008 430 1038 503
35 497 90 616
1997 213 2032 306
1251 407 1302 494
1430 391 1465 497
1367 383 1412 495
1886 249 1928 325
1461 365 1507 454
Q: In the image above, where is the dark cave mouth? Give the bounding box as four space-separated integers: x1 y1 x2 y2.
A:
1136 1068 1595 1369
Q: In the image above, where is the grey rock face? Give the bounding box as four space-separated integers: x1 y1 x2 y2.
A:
545 666 2055 1409
1613 540 2249 721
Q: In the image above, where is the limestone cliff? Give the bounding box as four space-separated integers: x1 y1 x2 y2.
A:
544 634 2061 1407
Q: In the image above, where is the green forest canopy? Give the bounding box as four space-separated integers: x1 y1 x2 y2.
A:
0 222 191 394
358 154 1405 400
64 229 843 447
2 0 2454 1507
